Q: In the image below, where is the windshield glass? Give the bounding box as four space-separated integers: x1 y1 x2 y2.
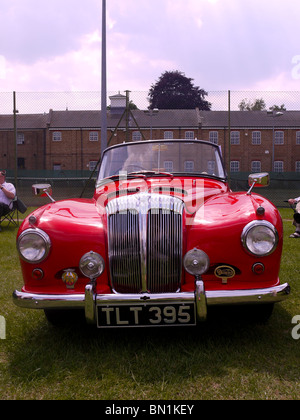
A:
98 140 226 182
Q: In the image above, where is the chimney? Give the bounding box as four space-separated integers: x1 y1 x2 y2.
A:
109 92 126 115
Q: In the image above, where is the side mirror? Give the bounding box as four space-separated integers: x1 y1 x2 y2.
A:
32 184 55 202
247 173 270 195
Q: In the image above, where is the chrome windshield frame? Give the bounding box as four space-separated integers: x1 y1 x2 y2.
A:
96 139 227 188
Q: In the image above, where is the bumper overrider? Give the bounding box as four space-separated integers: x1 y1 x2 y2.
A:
13 281 291 327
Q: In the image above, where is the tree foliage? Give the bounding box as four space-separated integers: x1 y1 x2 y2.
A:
148 71 211 110
239 98 287 112
269 104 287 112
238 98 267 111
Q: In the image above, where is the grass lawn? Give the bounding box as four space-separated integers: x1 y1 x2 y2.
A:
0 207 299 400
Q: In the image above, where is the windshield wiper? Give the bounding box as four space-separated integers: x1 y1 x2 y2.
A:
128 170 174 179
97 171 174 188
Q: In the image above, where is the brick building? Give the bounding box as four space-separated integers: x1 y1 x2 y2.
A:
1 97 300 174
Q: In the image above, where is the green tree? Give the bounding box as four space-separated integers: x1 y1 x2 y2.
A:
148 70 211 110
238 98 267 111
269 104 287 112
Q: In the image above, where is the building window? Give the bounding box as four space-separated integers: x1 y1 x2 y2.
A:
184 161 194 172
185 131 194 140
296 161 300 172
17 133 25 145
274 161 284 172
251 161 261 173
230 161 240 172
53 132 62 142
132 131 142 141
53 164 61 171
275 131 284 145
17 157 25 170
252 131 261 145
89 161 98 172
296 132 300 145
164 161 173 171
231 131 240 145
89 132 99 141
209 131 218 144
164 131 173 139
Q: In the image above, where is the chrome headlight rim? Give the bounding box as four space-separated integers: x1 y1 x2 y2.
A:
183 248 210 276
241 220 279 257
17 228 51 264
79 251 105 279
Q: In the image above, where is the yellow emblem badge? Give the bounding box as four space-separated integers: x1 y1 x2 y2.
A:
214 266 236 285
62 270 78 289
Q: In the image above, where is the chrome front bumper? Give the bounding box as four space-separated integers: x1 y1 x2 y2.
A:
13 281 291 324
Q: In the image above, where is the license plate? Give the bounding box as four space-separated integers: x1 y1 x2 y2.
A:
97 303 196 328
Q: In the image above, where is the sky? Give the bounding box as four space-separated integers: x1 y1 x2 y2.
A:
1 0 300 111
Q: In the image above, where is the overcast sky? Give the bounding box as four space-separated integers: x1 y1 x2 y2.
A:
1 0 300 107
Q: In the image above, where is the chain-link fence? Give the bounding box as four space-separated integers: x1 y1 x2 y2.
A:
1 90 300 207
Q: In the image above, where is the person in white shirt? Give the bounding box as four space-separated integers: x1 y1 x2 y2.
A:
288 196 300 238
0 170 16 225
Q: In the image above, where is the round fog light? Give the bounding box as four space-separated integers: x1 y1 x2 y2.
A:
252 263 265 275
32 268 44 281
79 251 105 279
184 248 210 276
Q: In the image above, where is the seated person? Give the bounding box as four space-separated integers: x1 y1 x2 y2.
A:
0 170 16 221
288 196 300 238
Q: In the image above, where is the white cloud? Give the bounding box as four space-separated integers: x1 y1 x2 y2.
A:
1 0 300 101
0 56 6 80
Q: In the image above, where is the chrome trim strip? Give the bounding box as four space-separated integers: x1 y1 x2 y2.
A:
195 280 207 322
206 283 290 305
12 290 85 310
96 292 195 304
13 283 290 323
106 192 184 294
85 284 96 324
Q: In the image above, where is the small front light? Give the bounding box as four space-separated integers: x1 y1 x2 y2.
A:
79 251 105 279
18 229 51 264
184 248 210 276
242 221 278 256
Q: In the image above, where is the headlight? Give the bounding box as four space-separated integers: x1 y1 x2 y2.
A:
79 251 105 279
184 248 210 276
242 221 278 256
18 229 51 263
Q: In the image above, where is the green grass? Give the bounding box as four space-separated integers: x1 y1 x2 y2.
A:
0 208 299 400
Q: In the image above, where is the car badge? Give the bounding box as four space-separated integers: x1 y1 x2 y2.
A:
62 270 78 289
214 266 236 285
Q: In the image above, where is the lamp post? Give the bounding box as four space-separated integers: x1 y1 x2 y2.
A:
144 108 159 140
101 0 107 154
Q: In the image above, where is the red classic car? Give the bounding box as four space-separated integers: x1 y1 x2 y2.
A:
13 139 290 327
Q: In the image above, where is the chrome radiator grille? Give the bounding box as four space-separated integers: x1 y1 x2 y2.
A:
106 193 184 294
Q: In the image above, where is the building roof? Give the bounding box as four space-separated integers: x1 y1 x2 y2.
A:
200 110 300 128
1 109 300 130
0 113 48 130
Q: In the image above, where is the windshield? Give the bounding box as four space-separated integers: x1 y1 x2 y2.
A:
98 140 226 183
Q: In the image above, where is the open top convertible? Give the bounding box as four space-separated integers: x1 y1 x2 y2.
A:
13 139 290 327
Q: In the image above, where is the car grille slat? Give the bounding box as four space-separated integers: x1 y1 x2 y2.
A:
147 210 182 293
106 193 184 294
108 211 141 293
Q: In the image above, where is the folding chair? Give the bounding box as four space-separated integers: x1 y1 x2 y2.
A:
0 197 27 228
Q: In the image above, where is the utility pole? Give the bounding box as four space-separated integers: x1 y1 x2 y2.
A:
101 0 107 155
13 91 18 190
